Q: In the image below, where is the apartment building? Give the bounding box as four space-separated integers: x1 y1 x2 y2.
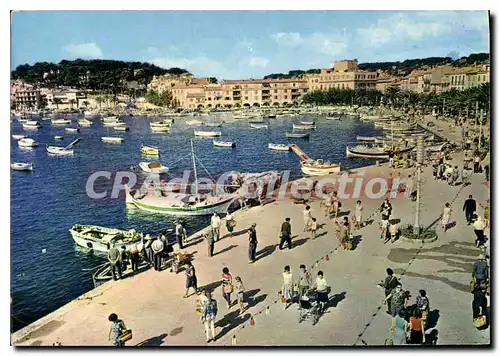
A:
305 60 377 91
14 88 41 110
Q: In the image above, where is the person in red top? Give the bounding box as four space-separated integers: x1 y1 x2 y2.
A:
409 309 425 344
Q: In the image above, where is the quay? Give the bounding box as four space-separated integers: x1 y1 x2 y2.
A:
12 115 490 346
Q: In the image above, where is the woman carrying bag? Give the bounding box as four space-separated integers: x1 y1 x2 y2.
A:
108 313 132 347
221 267 233 308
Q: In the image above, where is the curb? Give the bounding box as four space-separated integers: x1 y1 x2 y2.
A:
400 234 438 244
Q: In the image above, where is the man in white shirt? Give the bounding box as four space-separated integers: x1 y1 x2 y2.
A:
315 271 329 313
211 213 221 241
303 206 312 232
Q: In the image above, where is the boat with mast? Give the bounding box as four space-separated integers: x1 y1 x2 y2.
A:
126 141 236 216
46 138 81 155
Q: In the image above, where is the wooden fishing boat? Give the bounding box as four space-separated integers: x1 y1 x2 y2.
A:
326 116 340 120
249 118 265 124
250 123 268 129
46 138 81 156
141 145 160 155
12 134 25 140
151 125 171 132
346 144 415 159
293 123 316 130
268 143 291 151
69 224 143 252
150 121 172 130
194 130 221 137
186 119 203 126
84 111 100 117
22 120 41 129
11 162 33 171
51 118 71 125
18 138 38 147
101 137 124 143
286 132 310 139
213 140 235 148
290 144 340 175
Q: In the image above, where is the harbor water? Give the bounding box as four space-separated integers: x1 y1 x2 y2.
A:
10 113 382 331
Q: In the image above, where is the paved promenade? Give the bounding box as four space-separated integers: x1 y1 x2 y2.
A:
12 116 490 347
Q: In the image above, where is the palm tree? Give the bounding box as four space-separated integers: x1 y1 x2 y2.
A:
95 95 104 109
69 99 77 109
385 85 401 107
53 98 61 110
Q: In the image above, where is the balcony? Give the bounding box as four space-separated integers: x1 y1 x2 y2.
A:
262 83 271 88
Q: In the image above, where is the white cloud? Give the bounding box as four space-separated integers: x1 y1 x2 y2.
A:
63 42 103 59
271 31 347 57
245 57 269 68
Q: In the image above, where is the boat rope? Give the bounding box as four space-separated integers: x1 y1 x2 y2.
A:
194 154 217 183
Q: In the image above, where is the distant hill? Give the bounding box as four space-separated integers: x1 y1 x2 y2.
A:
11 59 191 91
263 52 490 79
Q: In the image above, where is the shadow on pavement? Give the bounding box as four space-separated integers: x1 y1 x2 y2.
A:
201 280 222 293
255 244 277 261
215 244 238 256
292 238 308 248
136 332 168 346
424 329 438 345
316 231 328 239
328 291 346 308
427 309 440 329
351 235 363 250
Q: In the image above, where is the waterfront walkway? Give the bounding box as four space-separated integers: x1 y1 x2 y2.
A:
12 117 490 346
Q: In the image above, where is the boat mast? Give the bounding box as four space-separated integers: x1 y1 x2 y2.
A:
190 140 199 201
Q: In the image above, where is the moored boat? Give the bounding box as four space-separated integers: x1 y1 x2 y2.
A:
46 139 80 155
12 134 25 140
213 140 235 148
54 136 64 140
141 145 160 155
203 122 223 127
22 120 41 129
194 130 221 137
18 138 38 147
114 125 130 131
356 136 377 142
290 144 340 175
65 127 80 133
11 162 33 171
78 118 92 127
138 161 169 174
326 116 340 120
345 144 415 159
101 136 124 143
250 123 268 129
293 123 316 130
151 125 171 133
300 121 315 125
286 132 310 139
69 224 143 252
268 143 291 151
51 118 71 125
186 119 203 126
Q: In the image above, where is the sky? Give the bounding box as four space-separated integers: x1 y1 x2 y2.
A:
11 11 490 79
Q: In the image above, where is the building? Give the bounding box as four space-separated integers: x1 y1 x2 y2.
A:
305 60 377 91
14 88 41 111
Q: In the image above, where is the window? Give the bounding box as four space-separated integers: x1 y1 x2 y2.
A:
245 96 248 100
284 95 288 99
274 96 278 99
274 89 278 93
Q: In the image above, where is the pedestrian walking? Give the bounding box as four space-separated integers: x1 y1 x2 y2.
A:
383 268 398 314
463 195 476 225
324 192 333 218
107 246 122 281
441 202 452 231
380 215 389 241
474 155 480 173
385 283 407 317
310 217 318 239
183 261 198 298
129 243 139 272
388 151 395 168
389 220 398 243
390 310 409 345
297 264 311 297
472 254 489 289
225 213 236 237
314 271 329 313
409 309 425 344
354 200 363 228
205 229 215 257
108 313 128 346
201 292 218 343
248 223 258 263
340 216 351 249
151 237 164 272
302 205 312 231
175 221 185 249
279 217 292 250
472 285 488 327
211 213 221 241
416 290 430 329
380 199 392 219
221 267 233 308
473 216 486 247
282 265 294 310
387 173 394 195
332 191 341 219
234 276 247 313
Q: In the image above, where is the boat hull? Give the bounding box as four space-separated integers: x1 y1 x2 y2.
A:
47 146 74 155
194 130 221 137
268 144 291 151
11 163 33 171
301 163 340 176
286 133 310 138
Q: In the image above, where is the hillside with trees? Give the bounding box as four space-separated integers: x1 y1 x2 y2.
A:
11 59 190 93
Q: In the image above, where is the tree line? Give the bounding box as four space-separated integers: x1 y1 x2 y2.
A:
301 83 490 119
11 59 190 94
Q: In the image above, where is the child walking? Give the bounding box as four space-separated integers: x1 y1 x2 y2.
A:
310 217 317 239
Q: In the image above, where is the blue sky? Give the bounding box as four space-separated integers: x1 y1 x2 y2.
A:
11 11 489 79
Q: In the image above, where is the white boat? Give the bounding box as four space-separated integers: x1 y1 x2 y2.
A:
268 143 291 151
54 136 64 140
65 127 80 133
326 116 340 120
11 162 33 171
101 137 124 143
141 145 160 155
126 141 236 216
286 132 310 139
300 121 315 125
78 118 92 127
290 144 340 176
203 122 223 127
138 161 169 174
18 138 38 147
293 123 316 130
194 130 221 137
103 119 124 127
150 121 172 128
356 136 377 142
186 119 203 126
22 121 40 129
213 140 235 148
84 111 100 117
151 126 171 133
46 139 80 155
12 134 25 140
345 144 415 159
113 125 129 131
69 224 143 252
51 118 72 125
250 123 268 129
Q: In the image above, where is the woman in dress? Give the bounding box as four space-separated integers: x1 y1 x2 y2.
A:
282 265 294 310
331 191 340 219
355 200 364 229
416 289 430 329
221 267 233 308
108 313 126 347
441 202 452 231
391 309 409 345
234 276 247 313
409 309 425 344
183 261 198 298
225 213 236 237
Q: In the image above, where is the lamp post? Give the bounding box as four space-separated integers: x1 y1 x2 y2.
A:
413 136 424 235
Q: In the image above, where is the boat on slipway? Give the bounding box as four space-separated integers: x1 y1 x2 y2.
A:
290 144 341 176
268 143 291 151
213 140 235 148
126 141 236 216
69 224 144 252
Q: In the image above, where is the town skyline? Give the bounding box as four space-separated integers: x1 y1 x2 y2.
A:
12 11 489 79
